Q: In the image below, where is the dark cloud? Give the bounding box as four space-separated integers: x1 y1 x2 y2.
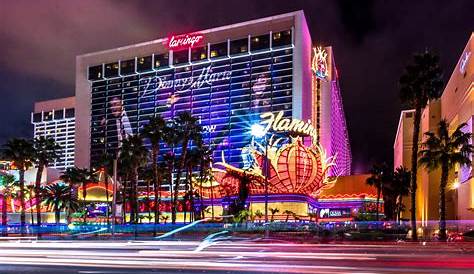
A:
0 0 472 173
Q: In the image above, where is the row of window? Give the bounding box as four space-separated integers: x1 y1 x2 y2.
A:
32 108 75 123
90 49 294 168
88 30 292 81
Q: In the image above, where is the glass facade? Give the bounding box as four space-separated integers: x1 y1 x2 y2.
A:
88 30 293 172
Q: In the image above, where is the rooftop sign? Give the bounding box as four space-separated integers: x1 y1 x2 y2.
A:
312 47 329 80
167 33 204 50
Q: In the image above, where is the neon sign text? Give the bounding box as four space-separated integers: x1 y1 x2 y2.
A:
168 34 204 50
259 111 317 142
139 65 231 98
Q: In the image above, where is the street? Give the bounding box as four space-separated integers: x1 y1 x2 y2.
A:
0 240 472 273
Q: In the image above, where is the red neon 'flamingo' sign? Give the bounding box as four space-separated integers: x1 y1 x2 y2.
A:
167 34 204 50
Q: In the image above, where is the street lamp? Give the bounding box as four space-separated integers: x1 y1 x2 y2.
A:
251 123 269 227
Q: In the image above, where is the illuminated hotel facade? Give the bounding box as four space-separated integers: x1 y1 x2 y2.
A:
394 33 474 224
76 11 357 221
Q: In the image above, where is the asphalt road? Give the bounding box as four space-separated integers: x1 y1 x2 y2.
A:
0 240 472 273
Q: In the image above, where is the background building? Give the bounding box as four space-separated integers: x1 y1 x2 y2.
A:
394 33 474 223
31 97 76 170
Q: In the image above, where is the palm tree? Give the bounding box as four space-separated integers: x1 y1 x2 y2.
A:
141 115 166 227
399 50 443 240
366 163 391 221
419 120 473 240
170 112 202 224
283 210 295 222
160 215 169 224
308 212 317 223
0 174 16 235
32 136 62 226
119 135 148 224
81 168 98 205
2 138 34 233
392 166 411 223
60 167 86 222
235 209 251 225
94 153 114 224
254 210 264 223
270 208 279 222
42 183 78 224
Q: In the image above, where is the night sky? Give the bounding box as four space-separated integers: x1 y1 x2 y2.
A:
1 0 473 173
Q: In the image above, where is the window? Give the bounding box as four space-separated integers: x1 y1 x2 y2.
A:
230 38 248 55
154 53 169 69
191 46 207 62
65 108 75 118
44 111 53 121
33 113 42 123
173 50 189 65
210 42 227 59
104 62 119 78
88 65 103 81
120 59 135 75
137 56 153 72
54 109 64 120
250 34 270 52
272 30 292 48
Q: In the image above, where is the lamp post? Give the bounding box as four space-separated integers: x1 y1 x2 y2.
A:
453 181 460 232
111 159 118 238
251 124 269 226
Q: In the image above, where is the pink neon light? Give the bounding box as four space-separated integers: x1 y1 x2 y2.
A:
167 33 204 50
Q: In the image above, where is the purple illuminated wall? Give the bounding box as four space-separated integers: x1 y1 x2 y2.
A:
329 79 352 176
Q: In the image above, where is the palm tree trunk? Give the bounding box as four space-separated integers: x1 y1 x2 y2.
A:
104 170 110 225
19 170 26 235
376 189 381 222
199 162 204 220
121 176 127 223
82 179 89 223
167 161 173 222
397 196 403 224
55 208 60 225
1 194 7 236
189 169 195 223
133 168 139 224
29 193 34 224
152 146 160 236
410 106 422 241
154 171 162 231
172 139 189 224
439 163 448 241
146 176 151 219
34 164 44 226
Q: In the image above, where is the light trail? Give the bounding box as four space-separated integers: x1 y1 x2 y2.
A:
0 240 472 273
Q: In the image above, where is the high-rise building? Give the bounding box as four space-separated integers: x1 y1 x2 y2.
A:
75 11 351 176
394 33 474 224
31 97 76 170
